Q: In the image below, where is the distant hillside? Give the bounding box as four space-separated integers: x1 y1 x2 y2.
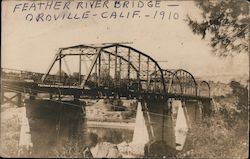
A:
195 74 248 97
208 81 232 97
196 74 248 86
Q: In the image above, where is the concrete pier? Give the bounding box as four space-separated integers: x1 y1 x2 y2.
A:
173 100 188 151
134 98 210 156
140 100 176 157
20 99 86 157
131 102 149 155
18 106 33 156
184 100 202 127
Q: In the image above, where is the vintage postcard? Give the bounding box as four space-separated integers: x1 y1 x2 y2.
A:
1 0 249 158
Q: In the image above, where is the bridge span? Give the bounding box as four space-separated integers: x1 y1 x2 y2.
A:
1 44 213 157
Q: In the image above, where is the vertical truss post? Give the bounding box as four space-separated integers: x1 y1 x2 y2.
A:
127 48 131 86
189 77 191 95
179 72 181 93
98 53 101 87
59 53 62 83
108 53 111 87
138 53 141 92
79 55 82 84
179 71 182 94
187 74 189 95
195 82 198 97
197 86 200 96
186 76 188 95
168 73 173 93
146 58 149 91
119 57 122 86
95 58 97 87
183 71 185 94
207 84 210 98
189 77 192 95
195 81 197 96
114 45 118 87
154 65 157 92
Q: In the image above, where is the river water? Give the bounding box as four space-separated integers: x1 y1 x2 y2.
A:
20 99 188 157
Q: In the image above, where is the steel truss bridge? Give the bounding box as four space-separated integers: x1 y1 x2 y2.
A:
1 44 211 103
1 44 214 157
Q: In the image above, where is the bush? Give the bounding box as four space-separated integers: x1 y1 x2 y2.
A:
177 115 248 158
112 99 123 107
177 80 248 158
104 99 126 111
229 81 248 119
121 110 136 120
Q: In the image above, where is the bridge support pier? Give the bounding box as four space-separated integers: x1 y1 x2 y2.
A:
20 99 87 157
49 93 53 99
29 92 37 100
138 100 176 157
131 102 149 155
179 99 211 151
73 94 81 100
182 100 202 128
201 99 213 117
134 98 210 157
18 106 33 156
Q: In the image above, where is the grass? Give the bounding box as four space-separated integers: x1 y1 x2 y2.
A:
177 115 248 158
176 81 249 158
0 104 22 157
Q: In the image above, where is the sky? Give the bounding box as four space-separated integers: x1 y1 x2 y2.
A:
2 0 249 82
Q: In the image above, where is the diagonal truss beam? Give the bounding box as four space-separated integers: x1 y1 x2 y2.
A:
41 49 62 82
80 48 102 88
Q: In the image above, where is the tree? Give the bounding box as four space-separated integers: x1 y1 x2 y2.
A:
100 67 114 86
55 70 69 84
229 80 248 118
187 0 249 56
56 70 68 77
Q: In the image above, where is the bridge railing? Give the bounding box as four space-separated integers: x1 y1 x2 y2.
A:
1 68 44 82
1 68 80 86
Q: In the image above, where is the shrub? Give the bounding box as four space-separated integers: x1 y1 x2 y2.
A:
177 115 248 158
104 99 126 111
177 80 248 158
112 99 123 107
121 110 136 120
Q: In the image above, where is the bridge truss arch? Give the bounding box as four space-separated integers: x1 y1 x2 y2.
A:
198 81 210 98
171 69 198 97
162 69 182 95
38 44 211 99
148 69 209 98
101 44 167 94
42 44 167 97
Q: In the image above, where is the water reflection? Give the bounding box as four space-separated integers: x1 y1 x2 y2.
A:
21 99 189 157
172 100 188 151
85 127 134 157
87 127 133 144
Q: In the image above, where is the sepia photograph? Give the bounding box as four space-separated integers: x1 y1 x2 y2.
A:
1 0 249 158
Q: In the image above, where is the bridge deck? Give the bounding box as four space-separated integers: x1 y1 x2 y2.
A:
2 79 211 101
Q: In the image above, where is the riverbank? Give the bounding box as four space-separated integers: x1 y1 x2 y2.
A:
87 121 134 130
